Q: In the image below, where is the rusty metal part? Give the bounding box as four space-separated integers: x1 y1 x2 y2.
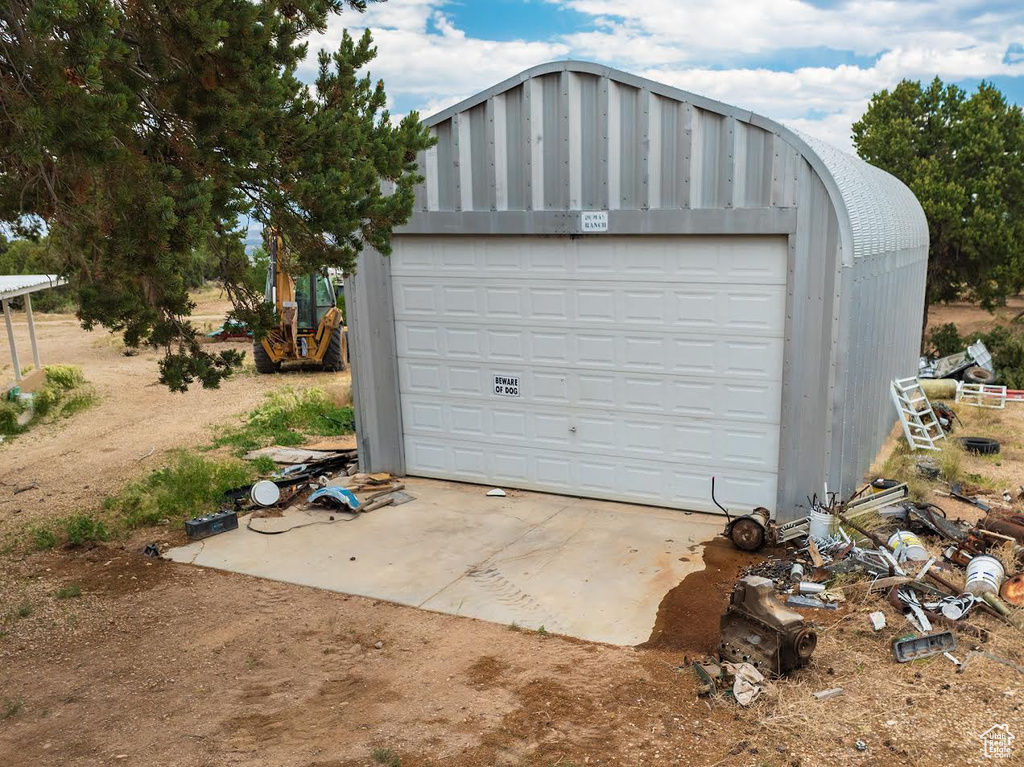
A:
1000 573 1024 607
726 509 769 551
978 512 1024 545
719 576 817 676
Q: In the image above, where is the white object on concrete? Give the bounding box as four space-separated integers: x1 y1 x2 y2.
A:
165 478 723 645
485 488 506 497
965 554 1005 596
250 480 281 507
869 611 886 631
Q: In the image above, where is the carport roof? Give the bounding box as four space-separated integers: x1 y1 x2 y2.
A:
0 274 66 300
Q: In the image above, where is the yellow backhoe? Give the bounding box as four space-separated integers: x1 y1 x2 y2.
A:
253 232 346 374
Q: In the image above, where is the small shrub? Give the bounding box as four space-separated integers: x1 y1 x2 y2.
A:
15 601 32 618
60 391 98 418
251 455 278 475
55 583 82 600
371 747 401 767
938 440 964 485
0 365 91 439
63 514 110 547
45 365 86 391
0 400 24 436
927 323 963 357
30 525 59 551
2 698 23 719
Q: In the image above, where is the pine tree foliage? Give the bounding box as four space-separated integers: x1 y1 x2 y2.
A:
0 1 434 390
853 78 1024 317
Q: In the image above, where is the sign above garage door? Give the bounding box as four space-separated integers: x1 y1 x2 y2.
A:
391 235 788 515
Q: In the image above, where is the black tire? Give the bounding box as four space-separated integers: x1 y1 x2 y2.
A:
958 436 1000 455
252 341 281 374
323 326 346 372
963 366 996 384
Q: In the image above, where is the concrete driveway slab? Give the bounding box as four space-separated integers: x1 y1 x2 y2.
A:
165 478 722 645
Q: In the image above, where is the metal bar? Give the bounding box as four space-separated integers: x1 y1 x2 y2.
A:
3 297 21 382
24 292 41 370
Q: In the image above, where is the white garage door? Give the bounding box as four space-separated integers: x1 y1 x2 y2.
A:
391 235 787 514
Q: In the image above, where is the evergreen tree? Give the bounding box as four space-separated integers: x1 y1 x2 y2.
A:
1 1 434 390
853 79 1024 330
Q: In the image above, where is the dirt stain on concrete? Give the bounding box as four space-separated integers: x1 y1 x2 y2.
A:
640 537 769 652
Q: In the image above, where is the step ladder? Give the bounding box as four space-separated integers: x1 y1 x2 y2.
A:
956 382 1007 409
890 377 945 451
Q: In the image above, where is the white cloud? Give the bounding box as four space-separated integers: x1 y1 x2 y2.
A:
297 0 1024 152
302 0 569 107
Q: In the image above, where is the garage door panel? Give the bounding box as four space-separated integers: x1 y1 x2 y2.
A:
394 235 786 514
442 286 478 315
397 361 781 423
404 436 777 515
394 281 785 336
392 236 788 286
398 323 783 374
401 395 779 469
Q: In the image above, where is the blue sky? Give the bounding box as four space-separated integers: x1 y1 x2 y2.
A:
301 0 1024 151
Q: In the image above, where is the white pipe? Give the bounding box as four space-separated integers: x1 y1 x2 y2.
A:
24 293 41 370
3 297 21 382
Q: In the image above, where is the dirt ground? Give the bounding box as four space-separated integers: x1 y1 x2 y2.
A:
0 288 327 537
928 296 1024 339
1 294 1023 766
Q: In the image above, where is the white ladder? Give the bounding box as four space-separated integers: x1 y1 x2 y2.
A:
890 377 945 451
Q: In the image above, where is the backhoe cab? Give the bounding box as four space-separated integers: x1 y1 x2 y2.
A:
253 232 346 374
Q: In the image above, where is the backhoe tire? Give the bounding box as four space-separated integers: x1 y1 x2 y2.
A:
323 327 346 372
253 341 281 374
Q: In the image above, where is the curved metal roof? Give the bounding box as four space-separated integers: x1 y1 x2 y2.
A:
417 60 928 264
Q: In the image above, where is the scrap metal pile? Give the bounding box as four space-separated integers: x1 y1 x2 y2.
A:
183 445 412 541
699 479 1024 706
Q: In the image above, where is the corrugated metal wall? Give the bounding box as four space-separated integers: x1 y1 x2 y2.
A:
351 61 930 520
413 70 801 214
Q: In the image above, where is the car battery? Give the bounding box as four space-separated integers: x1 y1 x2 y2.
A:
185 509 238 540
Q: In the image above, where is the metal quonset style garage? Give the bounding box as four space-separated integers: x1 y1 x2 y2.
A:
348 61 929 523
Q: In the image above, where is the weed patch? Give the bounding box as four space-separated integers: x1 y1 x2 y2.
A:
371 747 401 767
104 452 258 530
15 601 32 619
55 583 82 600
0 365 95 440
64 514 110 547
28 524 58 551
211 387 354 456
2 698 23 719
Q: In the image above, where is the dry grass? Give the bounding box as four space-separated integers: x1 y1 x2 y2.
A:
322 379 353 408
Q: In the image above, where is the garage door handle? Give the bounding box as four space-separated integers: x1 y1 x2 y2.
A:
569 426 577 433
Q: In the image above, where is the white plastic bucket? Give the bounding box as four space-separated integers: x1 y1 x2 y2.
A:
888 530 928 563
808 508 837 541
965 554 1005 596
250 480 281 507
